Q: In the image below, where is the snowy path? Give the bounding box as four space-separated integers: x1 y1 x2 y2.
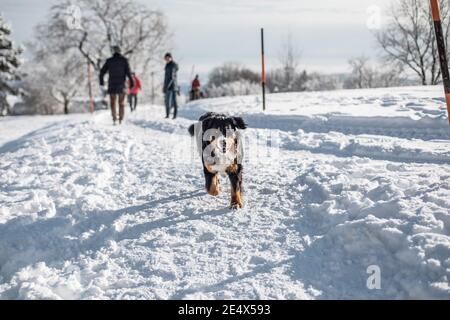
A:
1 87 450 299
0 114 88 149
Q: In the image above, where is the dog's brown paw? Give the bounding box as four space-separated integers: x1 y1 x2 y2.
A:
230 202 243 210
208 189 220 197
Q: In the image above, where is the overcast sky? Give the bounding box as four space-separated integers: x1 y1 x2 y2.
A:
1 0 392 82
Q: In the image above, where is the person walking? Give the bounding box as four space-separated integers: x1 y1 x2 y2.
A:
191 75 201 100
128 73 142 112
163 52 179 119
99 46 134 125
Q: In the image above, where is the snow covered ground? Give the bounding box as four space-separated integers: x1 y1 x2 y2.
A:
0 86 449 300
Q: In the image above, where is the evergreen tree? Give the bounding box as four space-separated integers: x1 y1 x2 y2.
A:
0 14 22 116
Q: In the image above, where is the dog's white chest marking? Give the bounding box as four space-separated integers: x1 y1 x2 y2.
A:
193 121 245 174
210 164 231 175
204 145 236 174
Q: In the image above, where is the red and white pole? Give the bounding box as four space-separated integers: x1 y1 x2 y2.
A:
87 60 94 114
430 0 450 124
261 28 267 111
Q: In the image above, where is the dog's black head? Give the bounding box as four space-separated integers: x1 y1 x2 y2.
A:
200 112 247 135
188 112 247 168
188 112 247 137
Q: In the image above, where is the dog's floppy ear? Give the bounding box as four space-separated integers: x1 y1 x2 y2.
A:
233 117 247 130
188 124 195 136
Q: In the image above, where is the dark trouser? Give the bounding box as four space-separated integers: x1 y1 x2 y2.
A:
165 90 178 119
193 88 201 100
128 94 138 111
110 93 126 122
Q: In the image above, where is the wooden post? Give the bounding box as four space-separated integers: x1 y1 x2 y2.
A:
430 0 450 124
261 28 266 111
151 71 155 105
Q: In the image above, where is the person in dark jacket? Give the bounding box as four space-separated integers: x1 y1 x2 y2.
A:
163 52 179 119
99 46 134 125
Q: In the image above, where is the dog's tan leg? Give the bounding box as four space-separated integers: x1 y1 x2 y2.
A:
204 164 216 174
207 173 220 196
204 164 220 196
230 187 243 209
227 164 243 209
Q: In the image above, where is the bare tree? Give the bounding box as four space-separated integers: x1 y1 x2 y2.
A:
376 0 450 85
34 0 170 76
348 56 369 89
278 32 301 91
347 56 371 89
377 63 407 88
345 56 407 89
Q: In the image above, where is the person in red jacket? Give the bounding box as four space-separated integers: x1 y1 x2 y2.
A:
191 75 201 100
128 73 142 112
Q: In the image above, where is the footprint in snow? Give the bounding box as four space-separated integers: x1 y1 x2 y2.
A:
198 232 216 242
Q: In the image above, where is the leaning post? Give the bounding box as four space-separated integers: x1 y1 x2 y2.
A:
430 0 450 124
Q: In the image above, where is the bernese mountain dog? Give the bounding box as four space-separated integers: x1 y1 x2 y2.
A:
189 112 247 209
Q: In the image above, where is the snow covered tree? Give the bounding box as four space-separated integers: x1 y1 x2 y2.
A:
35 0 170 76
0 15 22 116
23 47 86 115
305 73 343 92
30 0 171 105
205 63 260 97
206 80 260 98
267 68 308 93
207 63 259 88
